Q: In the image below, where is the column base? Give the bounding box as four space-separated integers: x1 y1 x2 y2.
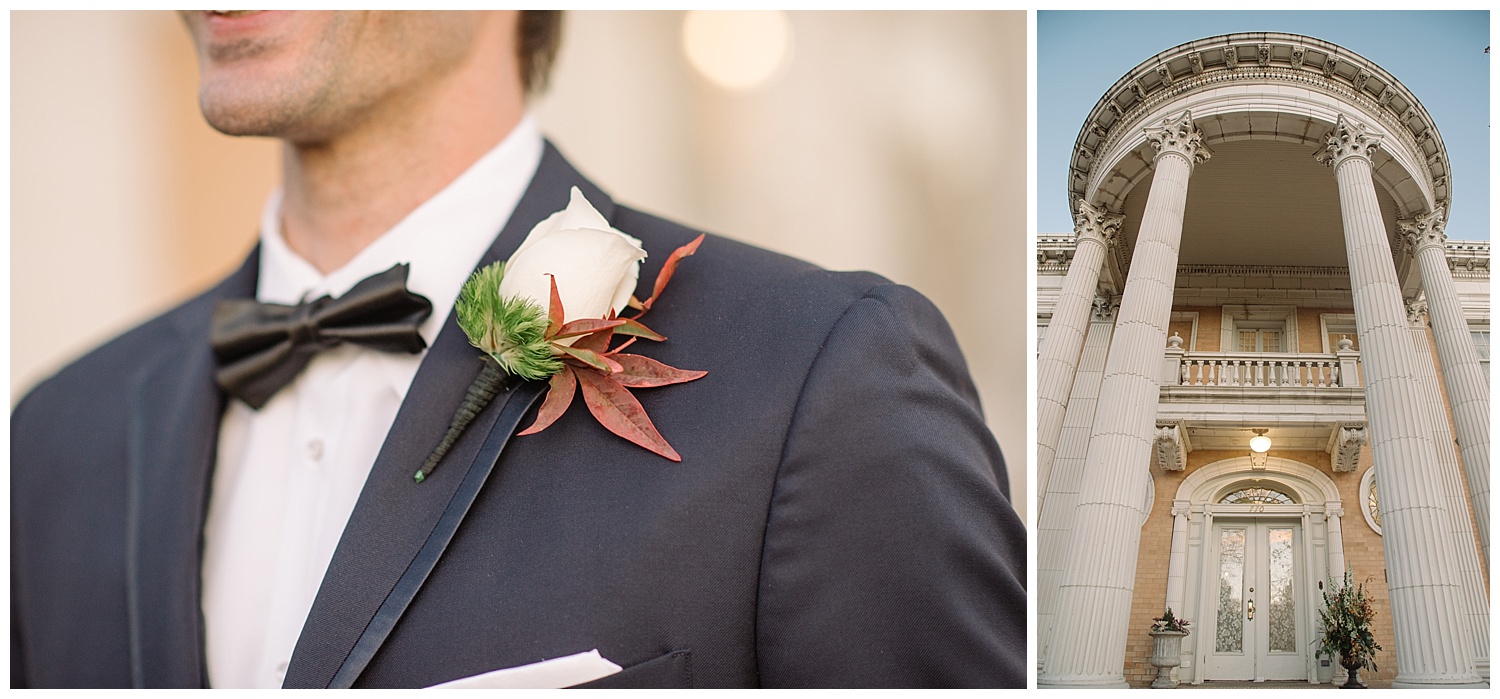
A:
1037 674 1130 688
1477 657 1489 684
1390 673 1488 688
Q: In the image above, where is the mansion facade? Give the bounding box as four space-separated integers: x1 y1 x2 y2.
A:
1036 33 1489 687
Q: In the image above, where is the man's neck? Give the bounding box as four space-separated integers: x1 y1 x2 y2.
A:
277 53 525 274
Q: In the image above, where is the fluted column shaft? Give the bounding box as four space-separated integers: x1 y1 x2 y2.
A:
1040 111 1208 688
1164 506 1189 617
1406 305 1489 677
1320 116 1481 686
1326 509 1346 582
1038 202 1123 501
1037 302 1116 668
1403 212 1490 565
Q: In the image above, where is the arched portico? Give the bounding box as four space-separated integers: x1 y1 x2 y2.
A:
1038 32 1487 688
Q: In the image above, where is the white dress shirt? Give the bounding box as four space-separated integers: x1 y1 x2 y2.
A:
201 117 544 689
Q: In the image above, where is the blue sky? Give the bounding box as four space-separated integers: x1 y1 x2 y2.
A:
1038 11 1490 240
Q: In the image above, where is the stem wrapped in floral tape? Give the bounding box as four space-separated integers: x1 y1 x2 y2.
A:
415 188 707 482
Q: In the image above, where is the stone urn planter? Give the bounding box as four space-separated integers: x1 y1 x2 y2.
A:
1148 630 1188 688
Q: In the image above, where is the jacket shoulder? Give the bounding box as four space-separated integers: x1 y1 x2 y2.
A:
612 204 891 309
13 272 230 432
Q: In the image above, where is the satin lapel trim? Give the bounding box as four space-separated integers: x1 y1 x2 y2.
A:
125 251 258 688
329 380 546 689
284 142 615 688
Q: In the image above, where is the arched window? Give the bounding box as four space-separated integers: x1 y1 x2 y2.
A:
1219 487 1294 505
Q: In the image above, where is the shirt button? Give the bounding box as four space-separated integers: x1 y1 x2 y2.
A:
306 438 324 461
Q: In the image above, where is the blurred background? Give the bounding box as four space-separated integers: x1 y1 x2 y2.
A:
10 11 1027 515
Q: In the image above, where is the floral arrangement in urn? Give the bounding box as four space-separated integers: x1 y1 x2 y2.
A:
1151 608 1191 634
1148 608 1190 688
1316 571 1382 688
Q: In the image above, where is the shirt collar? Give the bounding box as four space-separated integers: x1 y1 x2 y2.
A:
256 115 544 347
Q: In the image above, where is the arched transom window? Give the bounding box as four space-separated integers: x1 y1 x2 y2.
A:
1219 487 1295 505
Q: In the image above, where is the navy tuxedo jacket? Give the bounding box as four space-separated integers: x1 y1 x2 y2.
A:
11 144 1026 688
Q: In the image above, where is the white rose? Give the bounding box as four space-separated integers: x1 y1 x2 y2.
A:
499 187 646 328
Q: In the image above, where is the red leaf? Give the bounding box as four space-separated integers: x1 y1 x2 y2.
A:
571 325 615 354
556 344 624 374
519 366 577 435
554 318 627 339
614 318 666 342
545 274 564 338
641 234 704 312
612 354 707 388
626 295 645 311
574 369 682 461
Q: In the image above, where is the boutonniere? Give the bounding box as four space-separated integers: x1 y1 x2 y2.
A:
415 188 706 482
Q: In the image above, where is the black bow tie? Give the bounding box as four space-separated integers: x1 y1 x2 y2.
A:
211 263 434 409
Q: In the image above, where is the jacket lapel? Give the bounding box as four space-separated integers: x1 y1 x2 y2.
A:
283 142 615 688
125 250 259 688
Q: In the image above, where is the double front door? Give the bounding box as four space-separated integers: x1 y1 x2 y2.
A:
1203 519 1306 681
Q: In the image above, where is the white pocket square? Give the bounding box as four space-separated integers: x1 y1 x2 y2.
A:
426 649 623 689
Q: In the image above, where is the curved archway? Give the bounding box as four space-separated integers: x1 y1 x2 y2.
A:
1167 456 1345 685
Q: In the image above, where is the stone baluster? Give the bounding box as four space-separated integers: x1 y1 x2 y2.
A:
1040 110 1209 688
1317 115 1482 686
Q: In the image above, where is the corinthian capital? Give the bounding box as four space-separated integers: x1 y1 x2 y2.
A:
1405 298 1429 327
1397 207 1448 253
1315 115 1382 168
1146 110 1211 167
1072 198 1125 248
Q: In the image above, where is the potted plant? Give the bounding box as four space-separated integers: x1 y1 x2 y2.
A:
1316 571 1382 688
1148 608 1191 688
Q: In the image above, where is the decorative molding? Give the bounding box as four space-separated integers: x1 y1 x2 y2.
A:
1405 298 1429 327
1068 33 1447 215
1315 114 1382 168
1091 295 1120 322
1322 55 1340 77
1256 43 1271 67
1328 423 1368 473
1073 198 1125 249
1445 240 1490 280
1155 422 1189 472
1177 264 1349 278
1146 110 1211 166
1397 207 1448 253
1155 64 1173 86
1223 46 1239 70
1352 69 1372 93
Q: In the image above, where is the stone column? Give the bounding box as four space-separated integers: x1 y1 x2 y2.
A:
1405 300 1490 680
1164 503 1190 617
1400 210 1490 565
1036 296 1116 669
1038 201 1124 499
1317 115 1482 687
1325 506 1346 582
1039 110 1209 688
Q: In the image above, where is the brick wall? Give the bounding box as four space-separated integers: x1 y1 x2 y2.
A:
1123 446 1395 687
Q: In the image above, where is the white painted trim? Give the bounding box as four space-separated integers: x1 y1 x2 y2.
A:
1358 467 1382 536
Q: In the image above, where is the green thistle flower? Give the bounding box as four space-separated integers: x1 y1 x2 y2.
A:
455 262 563 380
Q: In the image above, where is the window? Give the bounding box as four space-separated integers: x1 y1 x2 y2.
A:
1219 487 1295 505
1320 313 1359 353
1222 305 1297 354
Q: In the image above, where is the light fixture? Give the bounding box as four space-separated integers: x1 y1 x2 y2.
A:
1249 429 1271 469
681 10 793 91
